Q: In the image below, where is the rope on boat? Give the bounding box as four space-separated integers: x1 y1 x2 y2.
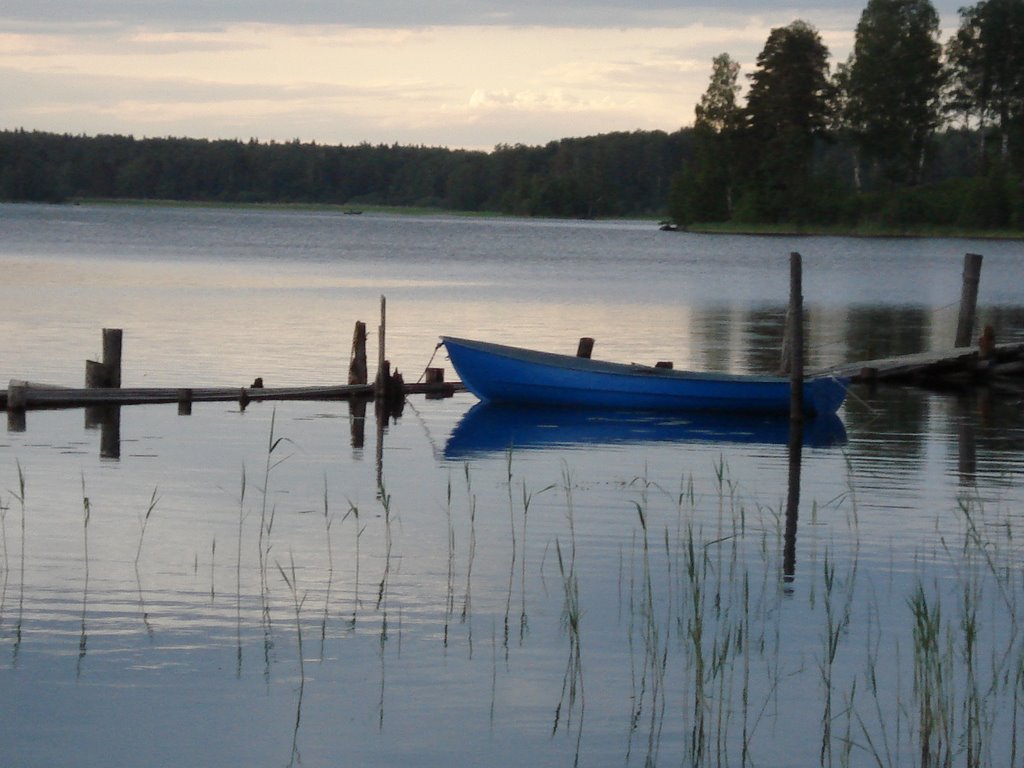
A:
836 375 880 417
416 341 445 384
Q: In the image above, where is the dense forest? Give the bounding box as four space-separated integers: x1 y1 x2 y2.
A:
670 0 1024 230
0 129 689 219
2 0 1024 230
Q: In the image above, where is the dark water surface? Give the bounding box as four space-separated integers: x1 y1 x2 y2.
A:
2 203 1024 767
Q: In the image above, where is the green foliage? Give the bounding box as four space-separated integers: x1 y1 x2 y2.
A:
843 0 944 186
0 128 690 219
741 21 834 222
948 0 1024 170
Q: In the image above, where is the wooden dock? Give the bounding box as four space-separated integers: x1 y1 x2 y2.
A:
1 380 462 411
821 341 1024 387
4 254 1022 416
3 302 462 414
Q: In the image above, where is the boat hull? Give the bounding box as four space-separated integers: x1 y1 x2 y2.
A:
441 336 847 416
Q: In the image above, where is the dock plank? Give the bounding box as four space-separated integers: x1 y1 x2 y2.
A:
4 381 463 410
818 341 1024 385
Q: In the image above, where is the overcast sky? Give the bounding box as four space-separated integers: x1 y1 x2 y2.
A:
0 1 964 151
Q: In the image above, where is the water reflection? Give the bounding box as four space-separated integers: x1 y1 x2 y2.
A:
443 403 847 459
84 405 120 460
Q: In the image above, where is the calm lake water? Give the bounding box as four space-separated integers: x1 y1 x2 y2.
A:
2 203 1024 767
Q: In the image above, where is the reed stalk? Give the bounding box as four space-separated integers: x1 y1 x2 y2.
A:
342 500 363 626
320 476 334 654
276 553 307 768
553 467 584 767
134 487 160 567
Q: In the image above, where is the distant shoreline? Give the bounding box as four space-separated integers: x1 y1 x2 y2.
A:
11 197 1024 240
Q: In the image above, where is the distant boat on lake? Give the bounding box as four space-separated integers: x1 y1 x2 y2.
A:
441 336 848 417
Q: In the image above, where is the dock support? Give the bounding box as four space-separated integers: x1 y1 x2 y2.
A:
7 380 27 411
85 328 123 388
103 328 122 388
375 297 387 397
788 252 804 423
349 321 368 385
576 337 595 359
955 253 983 348
784 252 804 583
7 380 27 431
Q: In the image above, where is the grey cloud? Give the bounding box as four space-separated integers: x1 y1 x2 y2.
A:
2 0 967 29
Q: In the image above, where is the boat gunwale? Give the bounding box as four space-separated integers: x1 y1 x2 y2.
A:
440 335 835 384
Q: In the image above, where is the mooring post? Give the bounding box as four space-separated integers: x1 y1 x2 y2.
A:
955 253 983 348
788 252 804 423
85 360 109 388
784 252 805 584
576 337 595 359
7 380 27 411
103 328 123 388
349 320 368 385
375 296 387 397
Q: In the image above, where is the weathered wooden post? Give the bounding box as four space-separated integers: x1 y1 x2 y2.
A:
576 337 595 359
85 328 123 388
85 360 109 388
375 296 387 397
7 380 27 411
788 252 804 423
349 321 368 385
103 328 122 388
784 252 804 584
7 380 28 431
424 367 446 399
955 253 983 348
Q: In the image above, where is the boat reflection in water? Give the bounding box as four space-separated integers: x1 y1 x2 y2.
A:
444 402 847 459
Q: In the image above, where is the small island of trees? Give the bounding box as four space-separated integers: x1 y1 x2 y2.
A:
1 0 1022 233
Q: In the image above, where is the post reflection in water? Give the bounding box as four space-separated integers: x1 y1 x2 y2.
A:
784 418 803 584
84 405 120 460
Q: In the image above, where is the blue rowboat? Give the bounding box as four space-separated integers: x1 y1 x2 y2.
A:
441 336 848 416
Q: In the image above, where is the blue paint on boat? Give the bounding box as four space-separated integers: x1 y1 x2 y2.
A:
442 336 848 416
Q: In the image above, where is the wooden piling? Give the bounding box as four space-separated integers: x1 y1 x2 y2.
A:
85 359 109 388
788 252 804 423
349 321 368 385
7 380 27 410
783 252 805 583
376 296 387 395
576 337 595 359
103 328 122 388
955 253 983 348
